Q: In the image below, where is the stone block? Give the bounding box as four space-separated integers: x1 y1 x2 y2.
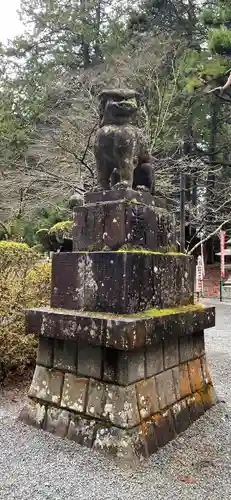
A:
26 308 105 345
186 392 204 421
201 384 218 410
45 408 70 437
193 330 205 357
19 400 46 428
83 188 155 205
139 420 158 456
105 318 145 350
163 338 179 369
67 414 96 447
145 343 164 377
93 423 158 460
73 203 106 251
188 358 203 392
77 344 102 379
61 374 88 413
125 203 157 250
86 379 106 419
73 197 161 252
200 356 212 385
155 369 176 410
103 348 118 382
28 366 63 405
160 254 194 308
93 426 120 455
36 337 53 368
179 335 194 363
136 378 159 419
171 400 191 434
53 339 77 373
145 307 215 348
50 252 194 314
102 384 140 428
152 409 175 448
172 363 191 399
116 350 145 385
25 306 215 351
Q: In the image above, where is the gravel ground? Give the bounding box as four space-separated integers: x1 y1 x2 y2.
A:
1 299 231 500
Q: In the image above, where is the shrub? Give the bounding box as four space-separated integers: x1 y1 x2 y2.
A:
209 27 231 54
49 220 72 241
0 241 51 379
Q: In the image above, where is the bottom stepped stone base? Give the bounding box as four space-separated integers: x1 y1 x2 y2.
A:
19 355 217 461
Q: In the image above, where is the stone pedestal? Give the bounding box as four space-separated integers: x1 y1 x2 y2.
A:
20 189 217 461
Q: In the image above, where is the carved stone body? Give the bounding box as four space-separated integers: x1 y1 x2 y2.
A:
94 89 154 192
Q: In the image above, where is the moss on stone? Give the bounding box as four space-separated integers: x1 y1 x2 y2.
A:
50 221 72 235
78 245 185 256
51 303 204 319
117 244 183 255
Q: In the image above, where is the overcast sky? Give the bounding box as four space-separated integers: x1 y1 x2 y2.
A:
0 0 22 42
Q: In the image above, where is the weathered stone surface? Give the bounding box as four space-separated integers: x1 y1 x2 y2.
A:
105 318 145 350
36 337 53 368
61 374 88 413
28 366 63 405
155 369 176 410
201 355 212 385
102 384 140 428
139 420 158 456
192 330 205 357
188 358 203 392
201 384 218 410
145 343 163 377
19 400 46 428
83 188 155 205
25 306 215 350
179 335 194 363
74 193 173 252
186 392 205 421
50 252 194 313
53 339 77 373
86 379 106 418
67 414 96 447
45 408 70 437
163 337 179 369
172 363 191 399
102 348 145 384
77 344 102 379
136 378 159 419
117 350 145 385
103 348 118 382
171 400 191 434
26 308 105 345
153 409 175 448
93 425 121 455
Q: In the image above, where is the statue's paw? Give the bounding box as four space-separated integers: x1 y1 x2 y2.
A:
93 185 110 192
112 181 131 190
135 185 150 192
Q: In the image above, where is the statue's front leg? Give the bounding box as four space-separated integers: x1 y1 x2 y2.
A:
112 158 134 190
94 159 111 191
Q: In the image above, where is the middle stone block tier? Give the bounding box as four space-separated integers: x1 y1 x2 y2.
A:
51 252 194 314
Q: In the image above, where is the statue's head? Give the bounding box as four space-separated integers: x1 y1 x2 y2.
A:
98 89 140 126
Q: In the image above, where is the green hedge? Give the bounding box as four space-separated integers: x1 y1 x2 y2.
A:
0 241 51 380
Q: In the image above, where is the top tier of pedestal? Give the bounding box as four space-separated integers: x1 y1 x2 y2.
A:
72 189 175 252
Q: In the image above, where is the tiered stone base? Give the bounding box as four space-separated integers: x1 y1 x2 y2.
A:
20 306 217 460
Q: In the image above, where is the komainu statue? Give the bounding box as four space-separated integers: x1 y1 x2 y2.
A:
94 88 154 192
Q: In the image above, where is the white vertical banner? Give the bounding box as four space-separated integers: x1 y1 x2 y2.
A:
196 255 203 294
